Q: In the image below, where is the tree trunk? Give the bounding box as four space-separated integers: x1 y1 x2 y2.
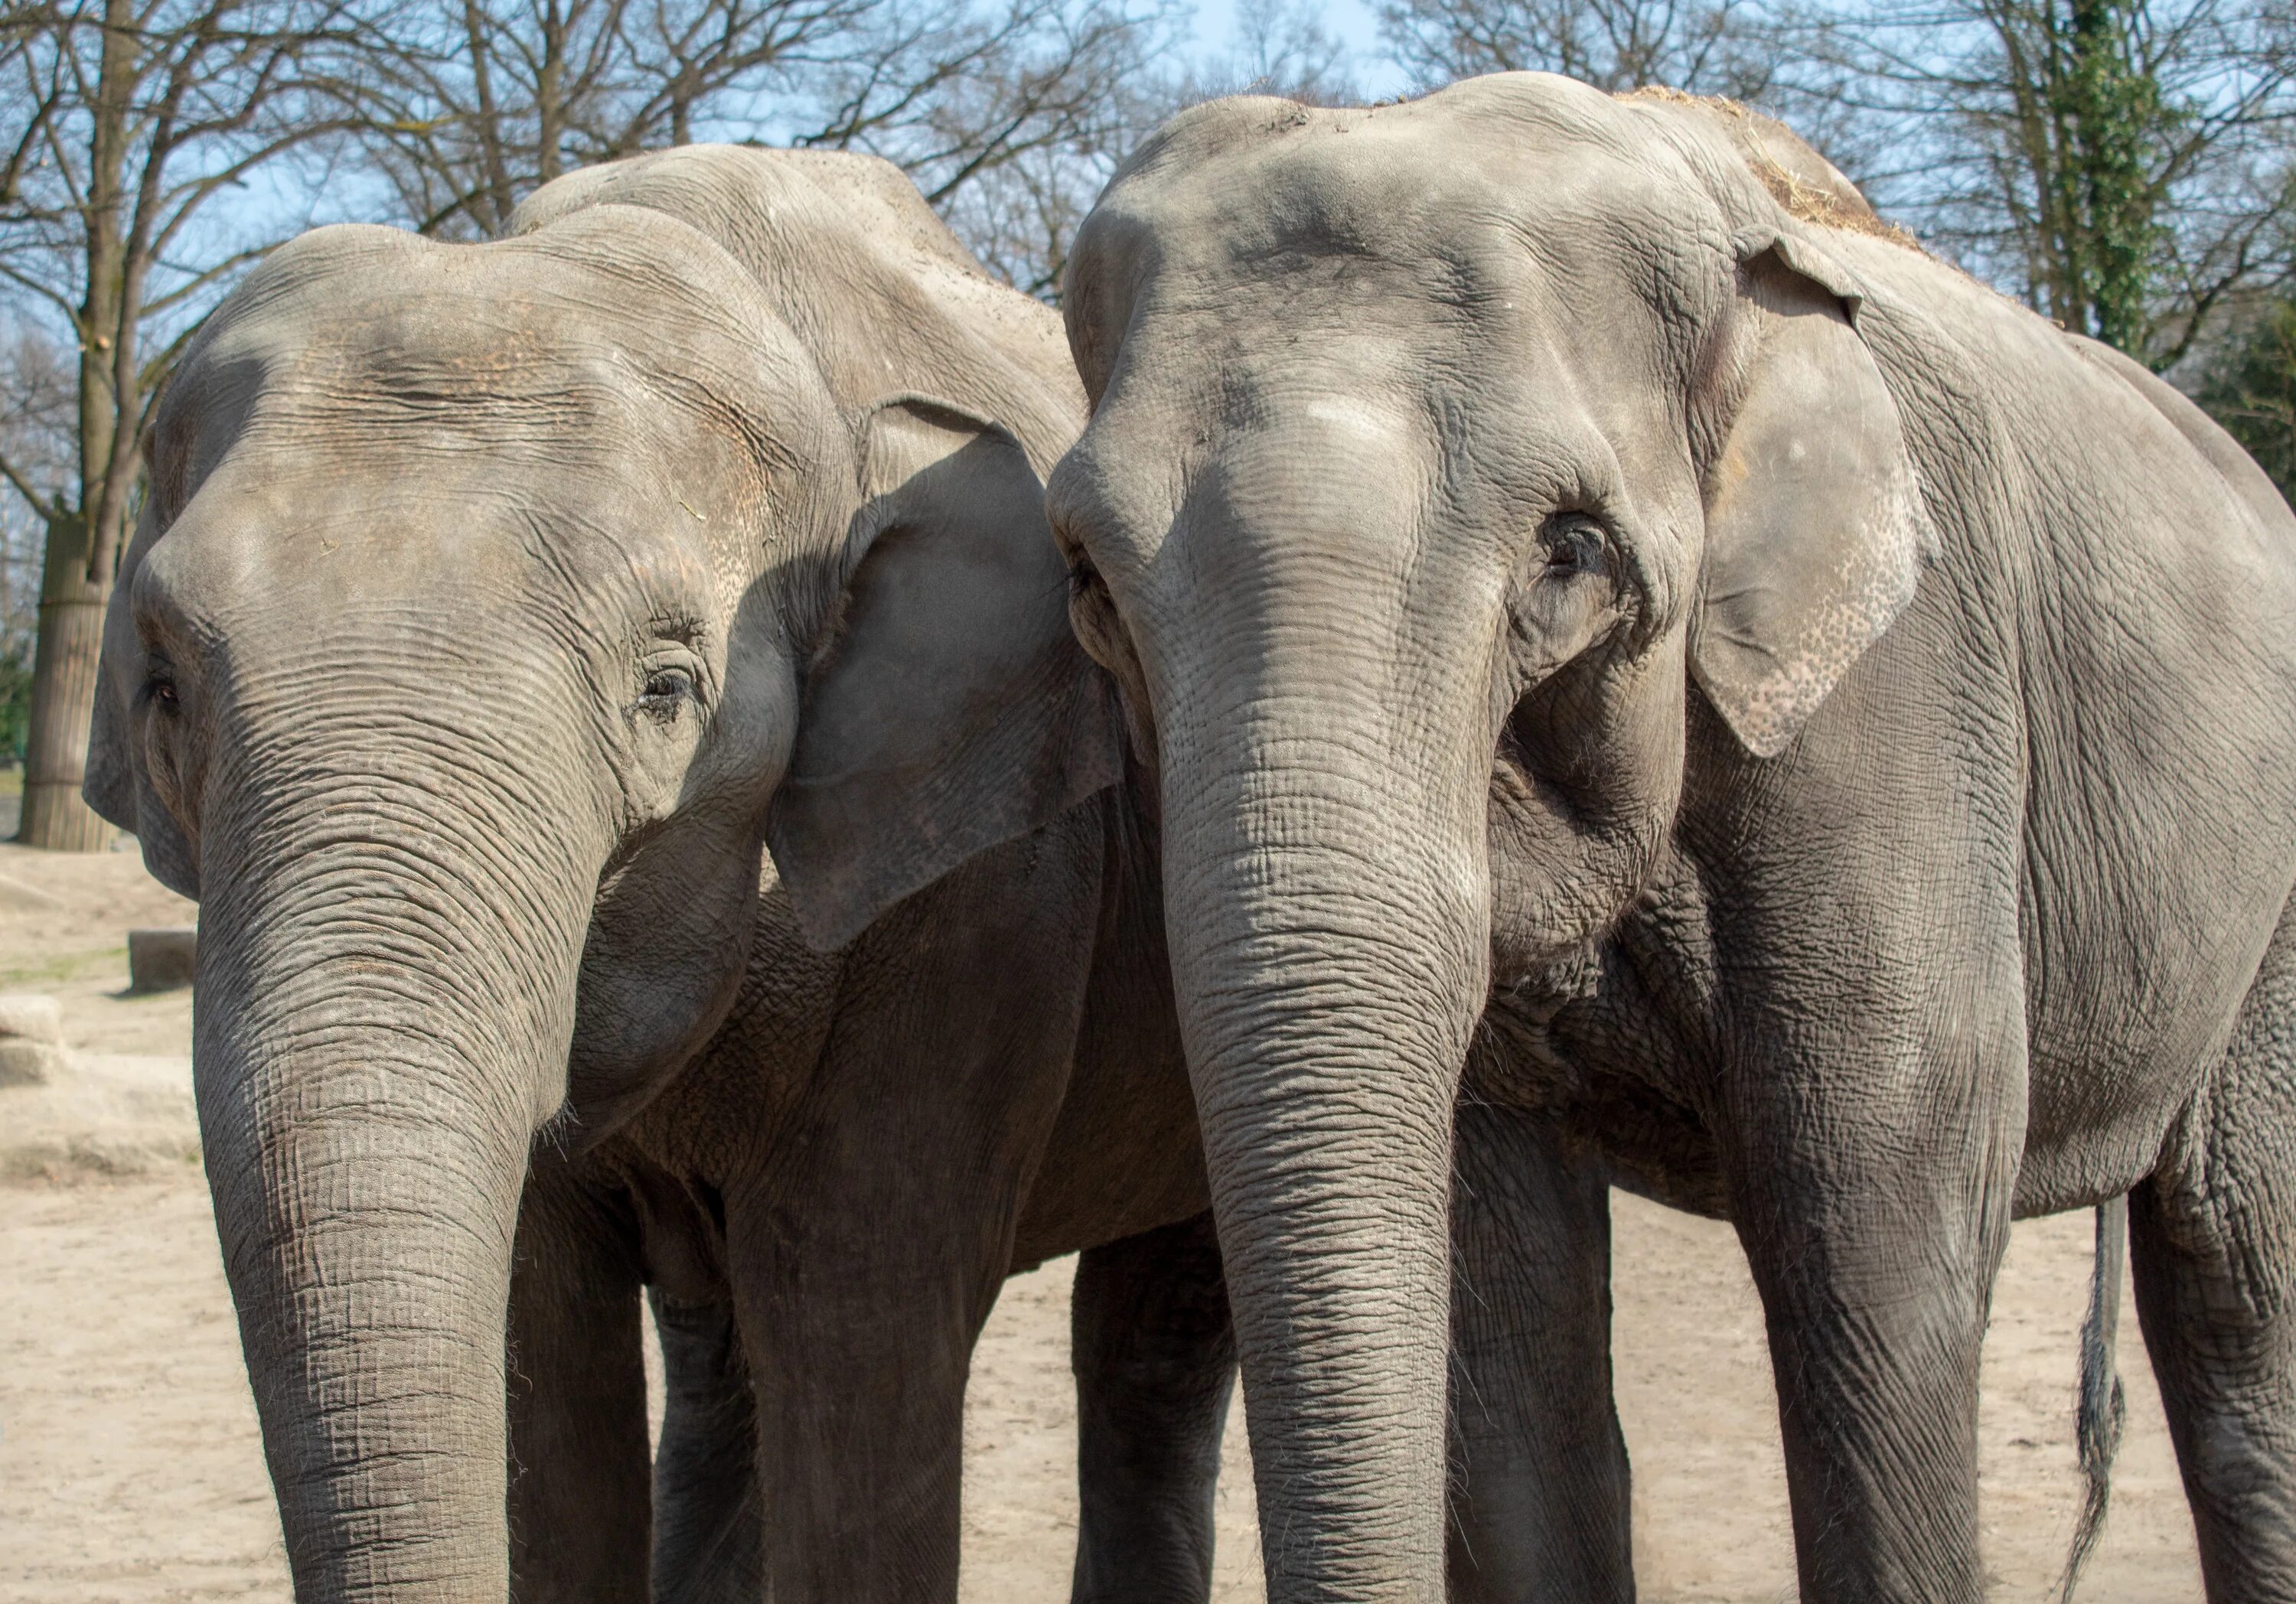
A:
536 2 566 186
18 511 110 849
22 0 135 851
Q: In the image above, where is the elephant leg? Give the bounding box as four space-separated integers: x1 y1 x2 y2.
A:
727 826 1097 1601
1071 1211 1238 1604
726 1160 1012 1602
1446 1102 1632 1604
651 1289 764 1604
1721 1015 2019 1602
2129 897 2296 1602
506 1147 652 1604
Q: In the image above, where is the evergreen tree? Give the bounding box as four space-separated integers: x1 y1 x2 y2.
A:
1769 0 2290 367
2198 292 2296 500
2046 0 2176 350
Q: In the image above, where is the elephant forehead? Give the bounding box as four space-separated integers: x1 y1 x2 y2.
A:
1071 89 1734 423
190 292 748 452
145 452 726 625
174 217 828 482
152 351 779 600
157 307 815 579
1069 248 1670 533
1107 88 1695 272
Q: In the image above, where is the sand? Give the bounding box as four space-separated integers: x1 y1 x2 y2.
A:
0 839 2206 1601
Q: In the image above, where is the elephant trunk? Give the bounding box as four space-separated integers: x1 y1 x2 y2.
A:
1148 541 1493 1599
193 745 603 1601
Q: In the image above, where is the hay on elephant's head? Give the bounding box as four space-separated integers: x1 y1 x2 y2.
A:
1620 84 1924 253
1748 159 1923 251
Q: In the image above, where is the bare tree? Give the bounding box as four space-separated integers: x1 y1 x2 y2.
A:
1768 0 2296 363
0 323 72 768
837 0 1186 295
358 0 1179 266
358 0 880 235
1379 0 1780 96
939 0 1360 298
1200 0 1362 102
0 0 378 846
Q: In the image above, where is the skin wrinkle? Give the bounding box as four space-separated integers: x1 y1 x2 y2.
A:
216 959 560 1097
1135 511 1483 1596
91 142 1184 1604
161 472 684 1599
207 811 587 1032
1053 70 2296 1604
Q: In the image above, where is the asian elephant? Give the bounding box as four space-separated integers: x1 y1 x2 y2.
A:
1050 73 2296 1603
81 142 1176 1600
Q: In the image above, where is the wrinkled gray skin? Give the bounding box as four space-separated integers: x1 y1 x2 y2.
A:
1052 74 2296 1602
83 145 1138 1601
504 787 1239 1604
507 861 1593 1604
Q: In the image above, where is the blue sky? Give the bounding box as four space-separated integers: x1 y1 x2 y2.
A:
1188 0 1414 97
1190 0 1384 47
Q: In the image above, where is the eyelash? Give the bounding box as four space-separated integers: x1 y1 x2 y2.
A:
635 664 697 724
1543 515 1607 574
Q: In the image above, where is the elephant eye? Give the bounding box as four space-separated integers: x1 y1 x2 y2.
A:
1541 515 1608 576
143 670 179 715
637 666 696 722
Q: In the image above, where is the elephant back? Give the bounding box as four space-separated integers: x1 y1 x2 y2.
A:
510 145 1084 475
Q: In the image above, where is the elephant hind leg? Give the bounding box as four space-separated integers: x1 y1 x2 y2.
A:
2131 902 2296 1603
1071 1211 1238 1604
650 1289 764 1604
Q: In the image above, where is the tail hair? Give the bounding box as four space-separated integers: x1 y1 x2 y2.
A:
2055 1195 2128 1604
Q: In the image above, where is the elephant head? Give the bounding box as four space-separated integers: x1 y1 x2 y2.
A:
87 165 1114 1600
1051 75 1931 1597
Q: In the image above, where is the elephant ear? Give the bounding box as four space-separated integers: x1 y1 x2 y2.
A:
84 589 138 835
84 507 201 898
1691 229 1935 758
767 394 1124 951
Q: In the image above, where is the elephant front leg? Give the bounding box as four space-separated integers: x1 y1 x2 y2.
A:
1071 1211 1238 1604
1722 1020 2020 1604
727 1168 1008 1603
726 823 1097 1600
651 1289 764 1604
506 1148 653 1603
1446 1102 1632 1604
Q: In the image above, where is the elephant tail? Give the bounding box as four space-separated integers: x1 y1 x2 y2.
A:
2054 1195 2129 1604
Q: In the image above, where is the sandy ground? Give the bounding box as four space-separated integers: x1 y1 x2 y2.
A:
0 840 2207 1601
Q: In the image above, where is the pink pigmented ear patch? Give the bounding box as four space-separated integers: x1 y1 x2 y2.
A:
1691 239 1933 758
